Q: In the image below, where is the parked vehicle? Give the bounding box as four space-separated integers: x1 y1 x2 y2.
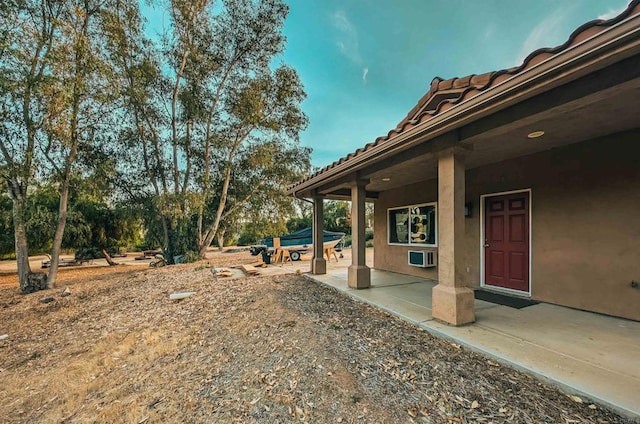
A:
250 227 345 261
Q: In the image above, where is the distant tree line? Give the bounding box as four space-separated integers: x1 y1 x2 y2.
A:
0 184 141 259
0 0 311 292
237 200 373 247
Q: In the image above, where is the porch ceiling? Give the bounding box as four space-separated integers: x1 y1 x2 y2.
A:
322 74 640 197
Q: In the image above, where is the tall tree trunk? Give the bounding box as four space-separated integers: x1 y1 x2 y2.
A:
0 0 56 292
198 165 231 258
47 0 87 287
12 195 32 292
102 249 117 266
161 214 170 252
197 132 251 258
197 55 240 245
47 182 70 288
171 48 189 194
217 229 225 252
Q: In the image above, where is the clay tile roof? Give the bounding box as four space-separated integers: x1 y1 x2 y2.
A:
289 0 640 193
395 70 496 129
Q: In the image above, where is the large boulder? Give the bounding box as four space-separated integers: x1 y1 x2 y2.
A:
21 272 48 294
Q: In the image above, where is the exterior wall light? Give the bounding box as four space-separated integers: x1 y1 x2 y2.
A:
382 177 391 182
527 130 545 139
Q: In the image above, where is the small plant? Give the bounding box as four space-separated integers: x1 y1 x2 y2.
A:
182 250 200 263
194 261 213 271
365 229 374 241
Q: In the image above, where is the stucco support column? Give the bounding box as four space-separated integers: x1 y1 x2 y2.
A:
432 148 475 326
311 192 326 274
348 180 370 289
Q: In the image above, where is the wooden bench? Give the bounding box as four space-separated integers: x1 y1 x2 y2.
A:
271 237 292 265
240 264 261 276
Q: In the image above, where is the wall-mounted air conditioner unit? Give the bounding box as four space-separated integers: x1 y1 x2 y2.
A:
408 250 436 268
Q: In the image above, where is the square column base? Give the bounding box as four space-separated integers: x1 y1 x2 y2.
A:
348 265 370 289
312 257 326 275
431 284 475 326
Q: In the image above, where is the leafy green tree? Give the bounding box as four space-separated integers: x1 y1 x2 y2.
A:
23 185 57 253
39 0 119 287
1 1 124 290
237 217 288 246
324 201 351 234
0 193 14 256
70 200 142 254
1 0 312 284
106 0 310 262
0 1 63 291
283 200 374 248
1 179 142 259
285 200 312 234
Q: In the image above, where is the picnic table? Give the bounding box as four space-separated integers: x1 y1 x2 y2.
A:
134 250 162 260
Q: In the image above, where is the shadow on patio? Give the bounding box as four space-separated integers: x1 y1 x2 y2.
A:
304 248 640 419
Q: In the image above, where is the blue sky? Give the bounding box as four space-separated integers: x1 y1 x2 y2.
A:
141 1 630 168
279 0 629 168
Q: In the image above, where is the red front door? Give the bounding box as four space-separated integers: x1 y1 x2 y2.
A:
484 192 530 292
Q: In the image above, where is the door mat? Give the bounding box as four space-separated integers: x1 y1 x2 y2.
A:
474 290 539 309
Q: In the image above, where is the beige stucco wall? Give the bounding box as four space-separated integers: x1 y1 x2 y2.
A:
374 130 640 321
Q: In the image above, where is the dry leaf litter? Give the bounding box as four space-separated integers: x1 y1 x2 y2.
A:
0 251 634 423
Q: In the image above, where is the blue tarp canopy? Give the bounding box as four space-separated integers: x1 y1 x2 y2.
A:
258 227 345 248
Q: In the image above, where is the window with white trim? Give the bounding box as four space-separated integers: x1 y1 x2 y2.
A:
388 203 437 246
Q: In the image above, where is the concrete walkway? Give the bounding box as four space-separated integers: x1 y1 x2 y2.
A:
306 250 640 419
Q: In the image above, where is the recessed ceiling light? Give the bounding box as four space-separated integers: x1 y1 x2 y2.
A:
382 177 391 182
527 130 545 139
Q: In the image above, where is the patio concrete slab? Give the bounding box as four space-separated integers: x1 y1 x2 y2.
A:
305 248 640 419
348 282 435 324
425 315 640 419
471 303 640 381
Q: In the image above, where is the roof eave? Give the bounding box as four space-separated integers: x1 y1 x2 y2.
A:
288 12 640 198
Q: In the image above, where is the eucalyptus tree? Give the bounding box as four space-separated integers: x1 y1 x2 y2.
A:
1 0 124 289
103 0 182 258
197 64 310 257
107 0 310 262
0 1 63 291
39 0 119 286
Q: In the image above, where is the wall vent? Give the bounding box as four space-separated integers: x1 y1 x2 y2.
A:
408 250 436 268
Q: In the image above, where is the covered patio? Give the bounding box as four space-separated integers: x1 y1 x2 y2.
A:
289 3 640 325
306 248 640 418
287 3 640 419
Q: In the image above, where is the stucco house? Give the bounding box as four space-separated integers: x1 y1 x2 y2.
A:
287 1 640 324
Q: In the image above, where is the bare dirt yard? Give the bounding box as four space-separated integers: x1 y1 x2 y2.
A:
0 251 634 423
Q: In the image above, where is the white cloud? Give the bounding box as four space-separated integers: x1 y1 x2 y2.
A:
515 2 631 66
483 24 495 42
332 10 352 32
597 2 629 20
362 67 369 83
331 9 363 65
516 9 568 65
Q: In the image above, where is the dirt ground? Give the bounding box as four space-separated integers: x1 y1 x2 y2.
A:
0 252 153 289
0 251 634 423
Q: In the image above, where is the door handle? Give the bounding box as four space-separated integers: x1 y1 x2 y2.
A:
483 243 489 248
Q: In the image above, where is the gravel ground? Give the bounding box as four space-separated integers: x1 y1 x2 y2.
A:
0 252 634 423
